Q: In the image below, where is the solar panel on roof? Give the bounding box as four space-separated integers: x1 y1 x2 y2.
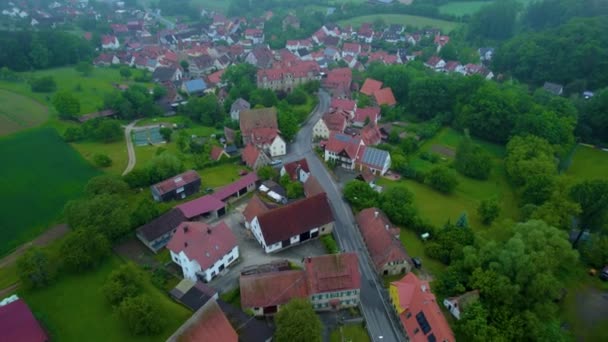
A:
416 311 432 335
428 333 436 342
362 147 388 168
335 134 351 142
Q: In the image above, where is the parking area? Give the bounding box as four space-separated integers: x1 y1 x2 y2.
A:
207 201 326 293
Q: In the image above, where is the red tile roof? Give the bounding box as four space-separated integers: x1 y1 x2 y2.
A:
167 221 237 270
240 270 309 309
207 69 225 85
282 158 310 181
176 195 226 219
179 300 238 342
330 98 356 113
323 68 352 90
342 42 362 54
322 110 348 133
360 124 382 146
354 107 380 125
0 299 48 342
243 195 270 223
360 78 383 96
152 170 201 196
250 127 280 145
304 176 325 198
305 253 361 294
356 208 409 272
257 193 334 245
212 172 259 202
374 87 397 106
210 146 227 161
239 108 278 137
392 273 455 342
325 132 363 159
242 144 262 168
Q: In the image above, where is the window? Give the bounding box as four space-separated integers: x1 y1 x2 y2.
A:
414 328 419 335
406 312 412 319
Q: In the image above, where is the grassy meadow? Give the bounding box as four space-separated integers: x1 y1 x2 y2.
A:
20 256 190 342
337 14 461 32
330 324 371 342
0 128 99 255
566 145 608 180
0 89 49 136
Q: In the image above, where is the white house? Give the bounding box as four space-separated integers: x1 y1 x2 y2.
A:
101 35 120 50
249 193 334 253
280 158 310 183
230 98 250 121
167 221 239 283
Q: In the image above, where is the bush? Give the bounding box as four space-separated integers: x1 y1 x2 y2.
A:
93 153 112 167
60 230 111 273
286 88 307 105
30 76 56 92
321 235 339 254
159 127 172 142
118 295 165 336
103 263 144 305
17 247 55 289
420 151 440 163
454 138 492 180
425 166 458 193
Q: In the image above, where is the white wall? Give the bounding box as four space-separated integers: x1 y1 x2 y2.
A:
269 136 286 157
171 246 239 282
313 120 329 139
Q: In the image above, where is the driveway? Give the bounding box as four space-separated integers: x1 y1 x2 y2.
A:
207 203 326 293
122 120 139 176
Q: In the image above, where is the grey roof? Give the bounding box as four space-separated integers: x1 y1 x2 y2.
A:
361 147 389 168
152 66 177 82
231 98 250 112
543 82 564 95
184 79 207 93
136 208 186 241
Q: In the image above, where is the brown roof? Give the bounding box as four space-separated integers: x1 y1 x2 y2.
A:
282 158 310 181
356 208 409 272
305 253 361 294
303 176 324 198
167 221 238 270
360 78 383 96
224 126 236 143
240 270 309 309
242 144 261 168
374 87 397 106
174 300 238 342
176 195 226 219
360 123 382 146
257 193 334 245
243 195 270 223
152 170 200 196
212 172 259 202
322 110 348 133
137 208 187 241
210 145 227 161
239 107 278 137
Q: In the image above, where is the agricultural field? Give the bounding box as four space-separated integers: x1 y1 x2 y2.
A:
20 256 190 342
0 128 99 255
0 67 152 116
565 145 608 180
337 14 461 32
379 127 518 230
0 89 49 136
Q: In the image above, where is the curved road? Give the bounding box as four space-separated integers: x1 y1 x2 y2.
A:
122 120 138 176
284 90 405 342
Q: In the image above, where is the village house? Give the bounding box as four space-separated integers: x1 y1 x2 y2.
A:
239 107 285 157
210 145 229 161
189 55 216 77
167 298 238 342
389 273 455 342
543 82 564 96
240 252 361 316
425 56 446 72
373 87 397 107
323 132 391 175
443 290 480 320
248 193 334 253
280 158 310 183
242 144 271 170
360 123 383 146
313 109 349 139
136 208 188 253
152 66 183 83
101 35 119 49
150 170 201 202
230 98 251 121
167 221 239 283
245 28 265 44
353 107 380 127
245 46 275 69
303 176 324 198
360 78 383 96
356 208 411 275
330 98 357 118
323 67 352 98
242 195 271 229
0 296 48 342
342 42 362 58
181 79 208 97
257 61 321 92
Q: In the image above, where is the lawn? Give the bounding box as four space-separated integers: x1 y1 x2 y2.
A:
0 67 152 116
0 89 49 136
565 144 608 181
0 128 99 255
200 163 247 188
337 14 461 32
20 256 190 342
439 0 538 16
330 324 370 342
71 139 128 175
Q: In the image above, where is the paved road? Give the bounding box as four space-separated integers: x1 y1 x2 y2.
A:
284 90 405 342
122 120 138 176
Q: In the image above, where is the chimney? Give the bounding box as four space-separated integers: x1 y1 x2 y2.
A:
421 285 427 292
207 227 212 234
183 225 189 233
374 211 378 218
184 242 188 248
385 224 389 231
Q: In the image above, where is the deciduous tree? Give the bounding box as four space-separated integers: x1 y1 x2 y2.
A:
275 299 322 342
477 199 500 225
60 230 110 273
17 247 55 289
118 295 165 336
425 166 458 194
103 263 144 305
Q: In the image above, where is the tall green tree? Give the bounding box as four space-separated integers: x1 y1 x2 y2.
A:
17 247 55 289
505 135 556 187
570 179 608 241
454 137 492 180
118 295 165 336
477 198 500 225
425 166 459 194
275 299 322 342
343 180 379 212
60 230 111 273
85 175 129 196
52 90 81 119
467 0 518 42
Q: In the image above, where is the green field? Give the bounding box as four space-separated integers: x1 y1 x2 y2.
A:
0 89 49 136
20 256 190 342
0 67 151 116
439 0 538 16
330 325 370 342
566 145 608 180
337 14 461 32
0 128 99 255
200 163 247 188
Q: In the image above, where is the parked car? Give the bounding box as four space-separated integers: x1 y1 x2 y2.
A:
412 257 422 269
269 159 282 166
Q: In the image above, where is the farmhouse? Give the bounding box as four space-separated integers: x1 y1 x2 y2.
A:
313 110 349 139
239 107 278 145
167 221 239 283
330 98 357 118
150 170 201 202
356 208 411 276
0 297 48 342
152 66 182 83
256 61 321 92
323 67 352 98
176 195 227 220
303 176 324 198
360 78 383 96
353 107 380 127
280 158 310 183
242 144 271 170
212 172 259 202
167 298 238 342
373 87 397 106
240 269 309 316
443 290 479 320
249 193 334 253
242 195 271 229
389 273 455 342
230 98 251 121
136 208 188 253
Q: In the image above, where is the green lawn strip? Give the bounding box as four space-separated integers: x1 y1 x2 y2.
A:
0 128 99 255
0 263 19 289
329 324 371 342
199 163 246 188
71 139 129 175
20 255 190 342
566 145 608 180
337 14 460 33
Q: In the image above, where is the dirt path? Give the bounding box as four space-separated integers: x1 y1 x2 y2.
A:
0 224 69 268
122 120 139 176
0 283 20 298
